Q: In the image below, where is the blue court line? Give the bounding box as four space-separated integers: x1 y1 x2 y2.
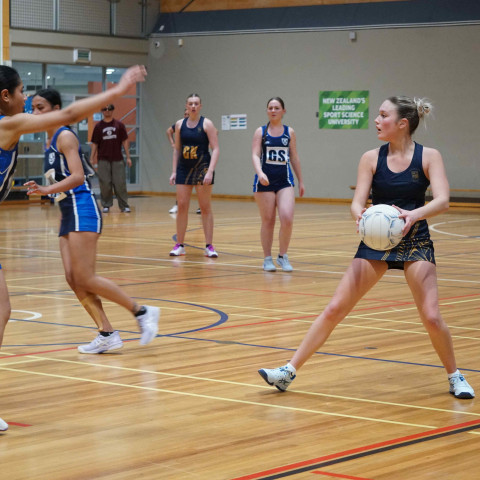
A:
158 334 480 374
4 296 479 374
2 298 228 348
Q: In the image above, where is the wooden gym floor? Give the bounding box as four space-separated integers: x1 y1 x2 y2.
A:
0 196 479 479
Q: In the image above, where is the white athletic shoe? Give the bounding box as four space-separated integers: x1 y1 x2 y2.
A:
277 254 293 272
258 365 296 392
102 207 110 213
169 204 178 214
136 306 160 345
78 331 123 354
122 207 131 213
449 374 475 399
170 244 186 256
0 417 8 431
263 256 276 272
205 245 218 258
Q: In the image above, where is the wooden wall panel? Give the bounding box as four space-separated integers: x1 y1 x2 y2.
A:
160 0 405 13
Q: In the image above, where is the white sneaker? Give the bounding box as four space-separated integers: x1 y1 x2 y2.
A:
205 245 218 258
122 207 131 213
78 331 123 354
0 418 8 431
170 243 186 256
449 374 475 399
102 207 110 213
263 256 276 272
258 365 296 392
277 254 293 272
136 306 160 345
169 204 178 214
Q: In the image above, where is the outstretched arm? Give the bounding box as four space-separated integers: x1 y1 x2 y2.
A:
1 65 146 147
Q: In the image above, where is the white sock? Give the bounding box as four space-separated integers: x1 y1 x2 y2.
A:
448 369 461 379
286 363 296 374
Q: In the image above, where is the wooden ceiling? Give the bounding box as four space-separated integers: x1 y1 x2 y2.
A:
159 0 405 13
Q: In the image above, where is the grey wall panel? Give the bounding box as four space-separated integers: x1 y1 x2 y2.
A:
11 0 54 30
141 25 480 199
59 0 110 35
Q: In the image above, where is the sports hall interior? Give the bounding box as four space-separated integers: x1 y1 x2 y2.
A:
1 1 480 479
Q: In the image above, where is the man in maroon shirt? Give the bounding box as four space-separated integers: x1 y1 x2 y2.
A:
90 104 132 213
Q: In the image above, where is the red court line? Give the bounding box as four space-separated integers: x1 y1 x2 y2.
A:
6 422 32 427
230 419 480 480
0 346 77 359
313 472 373 480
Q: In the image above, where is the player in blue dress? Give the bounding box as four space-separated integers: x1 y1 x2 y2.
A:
169 94 219 257
252 97 305 272
0 64 149 431
258 96 474 399
25 88 160 355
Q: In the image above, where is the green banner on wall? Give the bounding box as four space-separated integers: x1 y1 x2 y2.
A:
319 90 369 129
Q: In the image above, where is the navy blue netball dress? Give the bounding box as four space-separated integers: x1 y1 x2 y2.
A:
176 116 213 185
45 126 102 236
355 142 435 269
253 124 294 193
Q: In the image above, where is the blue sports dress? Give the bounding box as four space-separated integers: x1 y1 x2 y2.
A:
45 126 102 237
355 142 435 270
0 115 19 269
253 124 294 193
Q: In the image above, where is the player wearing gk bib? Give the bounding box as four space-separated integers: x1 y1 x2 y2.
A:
252 97 304 272
169 94 219 257
258 96 474 400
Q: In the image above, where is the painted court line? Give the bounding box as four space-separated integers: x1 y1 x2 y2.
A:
0 364 439 429
1 354 478 424
230 419 480 479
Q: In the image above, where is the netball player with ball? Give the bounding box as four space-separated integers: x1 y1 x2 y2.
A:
259 95 474 399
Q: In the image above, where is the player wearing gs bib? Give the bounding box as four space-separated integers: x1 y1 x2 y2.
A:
258 96 474 400
46 126 102 236
169 94 219 258
252 97 305 272
355 141 434 269
253 124 294 193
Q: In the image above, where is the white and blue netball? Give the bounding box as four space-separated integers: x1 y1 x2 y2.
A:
359 204 405 251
